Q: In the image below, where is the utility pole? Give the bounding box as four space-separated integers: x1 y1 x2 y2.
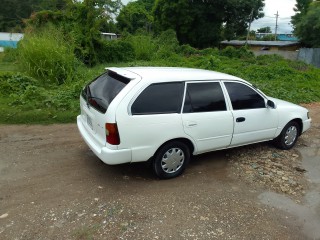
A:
274 11 279 41
246 9 254 44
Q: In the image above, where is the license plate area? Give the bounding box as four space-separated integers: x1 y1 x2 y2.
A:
86 114 93 130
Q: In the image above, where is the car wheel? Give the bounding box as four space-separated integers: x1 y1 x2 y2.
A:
153 141 190 179
273 121 300 150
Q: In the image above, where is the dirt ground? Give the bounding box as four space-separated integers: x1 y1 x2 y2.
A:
0 103 319 240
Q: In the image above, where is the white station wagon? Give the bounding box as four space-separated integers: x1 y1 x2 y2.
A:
77 67 311 179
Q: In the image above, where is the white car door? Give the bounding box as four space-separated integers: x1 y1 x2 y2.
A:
223 81 279 147
181 81 233 154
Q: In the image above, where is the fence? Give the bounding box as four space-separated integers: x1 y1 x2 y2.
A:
297 48 320 68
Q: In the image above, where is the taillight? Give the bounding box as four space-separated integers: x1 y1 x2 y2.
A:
105 123 120 145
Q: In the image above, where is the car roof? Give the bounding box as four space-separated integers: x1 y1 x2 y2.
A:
107 67 244 83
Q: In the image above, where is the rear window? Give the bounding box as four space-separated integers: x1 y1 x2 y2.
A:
82 70 130 113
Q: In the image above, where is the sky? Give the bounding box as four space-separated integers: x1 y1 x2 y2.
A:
121 0 297 34
251 0 296 33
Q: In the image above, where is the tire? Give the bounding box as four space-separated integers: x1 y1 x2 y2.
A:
153 141 190 179
273 121 300 150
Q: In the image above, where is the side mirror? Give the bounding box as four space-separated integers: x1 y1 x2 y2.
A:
267 100 276 109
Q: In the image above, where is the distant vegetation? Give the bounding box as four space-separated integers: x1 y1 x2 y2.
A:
1 31 320 124
0 0 320 124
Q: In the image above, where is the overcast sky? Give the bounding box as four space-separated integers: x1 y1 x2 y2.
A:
121 0 296 33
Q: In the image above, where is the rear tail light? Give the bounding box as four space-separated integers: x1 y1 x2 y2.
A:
105 123 120 145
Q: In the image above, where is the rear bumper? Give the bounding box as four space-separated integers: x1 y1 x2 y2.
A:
77 115 132 165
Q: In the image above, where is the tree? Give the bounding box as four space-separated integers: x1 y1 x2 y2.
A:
257 26 272 33
153 0 264 48
0 0 69 32
25 0 122 65
293 1 320 47
117 0 153 33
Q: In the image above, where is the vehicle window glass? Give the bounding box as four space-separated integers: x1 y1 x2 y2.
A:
183 82 226 113
82 71 129 113
224 82 265 110
132 82 184 115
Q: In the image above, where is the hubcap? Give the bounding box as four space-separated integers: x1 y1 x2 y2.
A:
161 148 185 173
284 126 298 146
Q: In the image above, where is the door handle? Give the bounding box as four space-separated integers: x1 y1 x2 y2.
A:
186 121 197 127
236 117 246 122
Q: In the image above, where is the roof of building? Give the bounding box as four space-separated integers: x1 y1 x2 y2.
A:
221 40 300 47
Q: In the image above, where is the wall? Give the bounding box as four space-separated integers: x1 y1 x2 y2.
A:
253 50 299 61
0 32 24 49
297 48 320 68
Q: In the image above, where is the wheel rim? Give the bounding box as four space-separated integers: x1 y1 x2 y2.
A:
161 148 185 174
284 126 298 146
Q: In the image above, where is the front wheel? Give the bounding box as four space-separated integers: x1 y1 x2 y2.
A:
273 121 300 150
153 141 190 179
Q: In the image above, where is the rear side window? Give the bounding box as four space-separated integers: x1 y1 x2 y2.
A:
224 82 265 110
183 82 226 113
82 71 129 113
131 82 184 115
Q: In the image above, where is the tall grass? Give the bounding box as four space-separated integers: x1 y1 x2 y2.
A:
18 26 81 85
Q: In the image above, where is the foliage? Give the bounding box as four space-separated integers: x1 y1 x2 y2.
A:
126 34 156 60
116 0 153 33
221 46 254 59
25 0 122 66
98 40 135 63
153 0 264 48
1 30 320 124
257 26 272 33
293 1 320 47
0 0 69 32
18 26 80 85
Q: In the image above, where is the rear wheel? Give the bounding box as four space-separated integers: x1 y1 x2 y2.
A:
153 141 190 179
273 121 300 150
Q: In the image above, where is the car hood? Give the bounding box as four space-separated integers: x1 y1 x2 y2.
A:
268 97 307 112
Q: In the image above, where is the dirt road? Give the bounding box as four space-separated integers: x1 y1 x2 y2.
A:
0 104 319 240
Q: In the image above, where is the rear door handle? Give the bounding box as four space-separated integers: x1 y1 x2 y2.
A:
186 121 197 127
236 117 246 122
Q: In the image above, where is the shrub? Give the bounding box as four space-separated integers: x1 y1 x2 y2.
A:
0 72 37 96
221 46 254 59
98 40 135 63
126 34 156 60
18 26 81 85
178 44 199 56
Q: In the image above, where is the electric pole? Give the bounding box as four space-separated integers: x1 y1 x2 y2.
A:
246 9 254 44
274 11 279 41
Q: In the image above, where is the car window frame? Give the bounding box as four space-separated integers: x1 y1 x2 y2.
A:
181 80 229 114
221 80 268 111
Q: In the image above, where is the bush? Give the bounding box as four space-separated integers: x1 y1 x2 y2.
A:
0 72 37 96
98 40 135 63
178 44 199 56
18 26 81 85
221 46 254 59
153 29 180 59
126 34 156 60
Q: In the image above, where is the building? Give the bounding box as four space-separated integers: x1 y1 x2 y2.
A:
101 32 118 41
220 40 300 52
0 32 24 52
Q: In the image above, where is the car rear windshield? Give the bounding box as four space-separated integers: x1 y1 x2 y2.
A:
81 70 130 113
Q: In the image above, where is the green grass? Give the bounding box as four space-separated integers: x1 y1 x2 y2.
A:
1 50 320 125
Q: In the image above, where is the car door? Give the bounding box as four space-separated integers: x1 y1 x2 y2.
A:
223 81 278 147
181 81 233 154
